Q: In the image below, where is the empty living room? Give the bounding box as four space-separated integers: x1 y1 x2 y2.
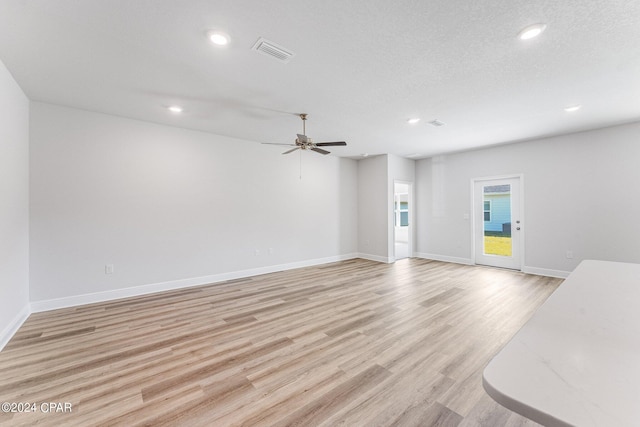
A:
1 1 639 426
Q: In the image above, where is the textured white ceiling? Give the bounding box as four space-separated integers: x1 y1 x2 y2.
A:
1 0 639 158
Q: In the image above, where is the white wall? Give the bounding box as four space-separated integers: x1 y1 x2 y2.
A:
416 122 640 276
357 155 388 262
29 103 358 306
0 59 30 349
357 154 415 262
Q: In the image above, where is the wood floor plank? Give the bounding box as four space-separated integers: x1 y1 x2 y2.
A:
0 258 561 426
271 364 393 427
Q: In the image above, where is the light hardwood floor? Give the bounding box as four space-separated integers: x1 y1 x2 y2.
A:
0 258 562 426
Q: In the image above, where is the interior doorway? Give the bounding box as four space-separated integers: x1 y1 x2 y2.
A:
473 176 523 270
394 181 412 260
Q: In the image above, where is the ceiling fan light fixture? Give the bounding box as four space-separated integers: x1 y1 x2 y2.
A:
518 23 547 40
208 30 230 46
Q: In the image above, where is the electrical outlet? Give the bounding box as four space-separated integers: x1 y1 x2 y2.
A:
254 249 261 256
105 264 114 274
565 250 573 259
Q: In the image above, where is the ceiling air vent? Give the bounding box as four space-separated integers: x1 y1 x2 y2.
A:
252 37 295 63
428 119 445 127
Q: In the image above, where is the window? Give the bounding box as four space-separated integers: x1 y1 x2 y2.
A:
394 197 409 227
484 200 491 222
399 201 408 226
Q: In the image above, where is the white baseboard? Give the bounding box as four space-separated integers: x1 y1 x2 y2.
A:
357 253 392 264
10 253 569 347
0 304 31 352
523 266 570 279
30 253 359 313
414 252 473 266
416 253 569 278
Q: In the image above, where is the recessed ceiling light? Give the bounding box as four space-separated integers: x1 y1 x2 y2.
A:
168 105 183 113
208 30 230 46
407 118 421 124
564 104 582 112
518 23 547 40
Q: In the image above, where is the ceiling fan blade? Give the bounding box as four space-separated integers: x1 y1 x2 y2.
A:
315 141 347 147
262 142 296 146
297 134 308 143
283 147 301 154
311 147 330 155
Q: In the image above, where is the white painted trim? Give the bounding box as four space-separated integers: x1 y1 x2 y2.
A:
472 173 526 182
415 252 474 265
523 266 570 279
31 253 359 313
357 253 392 264
417 253 568 278
0 255 567 349
0 304 31 352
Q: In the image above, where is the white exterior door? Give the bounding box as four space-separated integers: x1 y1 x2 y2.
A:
473 176 522 270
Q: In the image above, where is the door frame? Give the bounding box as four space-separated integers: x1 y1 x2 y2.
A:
393 180 413 261
470 174 524 271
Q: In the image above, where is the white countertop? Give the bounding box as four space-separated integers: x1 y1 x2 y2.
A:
483 260 640 427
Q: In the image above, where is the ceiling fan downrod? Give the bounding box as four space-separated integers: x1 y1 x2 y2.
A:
300 113 307 136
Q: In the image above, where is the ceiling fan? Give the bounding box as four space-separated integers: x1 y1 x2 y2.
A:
263 114 347 155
